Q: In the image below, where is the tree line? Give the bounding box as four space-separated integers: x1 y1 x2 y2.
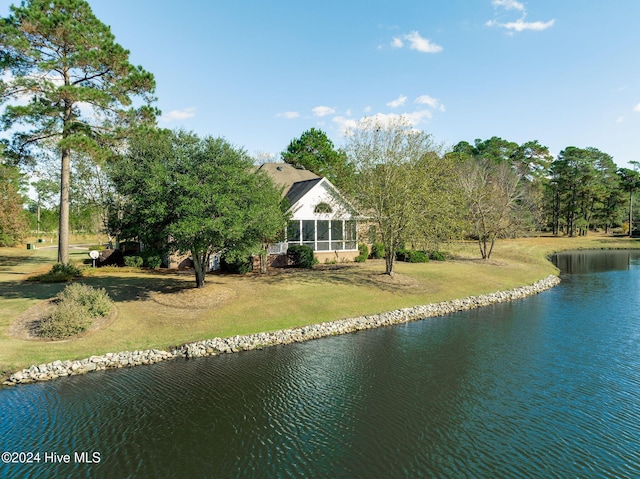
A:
2 0 640 286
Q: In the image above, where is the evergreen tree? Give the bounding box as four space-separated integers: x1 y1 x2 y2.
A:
282 128 353 189
109 129 287 288
0 160 28 246
0 0 157 262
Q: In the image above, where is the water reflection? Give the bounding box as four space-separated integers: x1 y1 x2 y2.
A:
2 251 640 478
551 249 635 274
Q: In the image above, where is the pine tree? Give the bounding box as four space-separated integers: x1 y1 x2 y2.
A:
1 0 157 262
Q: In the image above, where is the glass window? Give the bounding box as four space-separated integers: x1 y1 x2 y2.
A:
287 221 300 242
314 202 332 214
331 221 343 241
317 221 329 241
317 241 330 251
345 221 357 250
302 220 315 242
331 241 344 250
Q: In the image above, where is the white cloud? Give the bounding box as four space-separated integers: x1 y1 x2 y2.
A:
634 103 640 112
617 117 625 124
488 1 555 33
500 18 555 32
276 111 300 119
312 106 336 117
403 31 443 53
415 95 445 112
160 107 196 122
492 0 525 11
387 95 407 108
391 31 443 53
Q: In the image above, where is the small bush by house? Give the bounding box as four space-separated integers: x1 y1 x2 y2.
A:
124 255 144 268
144 255 162 269
355 243 369 262
428 250 448 261
287 245 316 269
370 243 385 259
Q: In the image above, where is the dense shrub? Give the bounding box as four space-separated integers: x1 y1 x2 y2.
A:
145 255 162 269
39 301 93 339
124 255 144 268
428 250 448 261
39 283 113 339
370 242 385 259
355 243 369 262
396 249 429 263
287 245 316 269
220 255 253 274
56 282 113 317
51 262 82 276
30 262 82 283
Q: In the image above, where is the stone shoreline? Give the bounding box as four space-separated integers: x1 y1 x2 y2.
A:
2 274 560 386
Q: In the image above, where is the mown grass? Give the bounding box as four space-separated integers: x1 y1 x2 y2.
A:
1 233 639 378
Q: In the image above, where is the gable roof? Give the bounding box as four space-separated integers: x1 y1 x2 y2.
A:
284 177 323 206
256 162 358 217
255 163 320 198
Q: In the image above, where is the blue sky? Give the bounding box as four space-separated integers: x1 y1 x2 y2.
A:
3 0 640 167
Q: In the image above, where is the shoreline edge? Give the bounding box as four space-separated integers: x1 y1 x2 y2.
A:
2 274 560 387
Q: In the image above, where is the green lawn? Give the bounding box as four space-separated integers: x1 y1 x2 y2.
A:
2 234 639 378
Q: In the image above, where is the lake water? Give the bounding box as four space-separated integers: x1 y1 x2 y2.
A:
1 250 640 478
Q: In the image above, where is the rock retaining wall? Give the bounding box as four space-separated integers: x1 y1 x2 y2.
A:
3 274 560 386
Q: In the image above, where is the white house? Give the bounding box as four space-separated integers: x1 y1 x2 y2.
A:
256 163 360 264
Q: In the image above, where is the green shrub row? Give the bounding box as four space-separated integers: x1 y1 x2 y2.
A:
396 249 429 263
124 255 144 268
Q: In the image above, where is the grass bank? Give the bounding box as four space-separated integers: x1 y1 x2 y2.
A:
1 234 639 378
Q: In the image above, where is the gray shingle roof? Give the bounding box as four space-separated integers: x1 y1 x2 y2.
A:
256 163 321 201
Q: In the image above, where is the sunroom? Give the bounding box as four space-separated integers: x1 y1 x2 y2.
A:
257 163 359 263
286 219 357 253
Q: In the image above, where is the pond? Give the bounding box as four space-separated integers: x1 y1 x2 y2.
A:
1 250 640 478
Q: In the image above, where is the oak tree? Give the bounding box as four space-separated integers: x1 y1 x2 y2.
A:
110 129 287 288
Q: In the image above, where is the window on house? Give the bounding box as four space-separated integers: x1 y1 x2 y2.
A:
345 221 357 250
331 221 343 250
314 202 333 214
288 221 300 242
302 220 315 249
317 220 330 250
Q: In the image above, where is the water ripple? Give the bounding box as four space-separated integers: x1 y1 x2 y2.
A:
2 251 640 478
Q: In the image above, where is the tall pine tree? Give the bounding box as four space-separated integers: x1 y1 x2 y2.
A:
0 0 157 262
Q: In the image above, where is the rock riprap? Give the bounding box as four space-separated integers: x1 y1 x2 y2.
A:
3 274 560 386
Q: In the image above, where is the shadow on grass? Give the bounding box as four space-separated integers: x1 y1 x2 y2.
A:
245 264 423 293
0 253 54 269
0 275 191 303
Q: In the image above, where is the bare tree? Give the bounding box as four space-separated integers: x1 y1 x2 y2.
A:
459 159 525 259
